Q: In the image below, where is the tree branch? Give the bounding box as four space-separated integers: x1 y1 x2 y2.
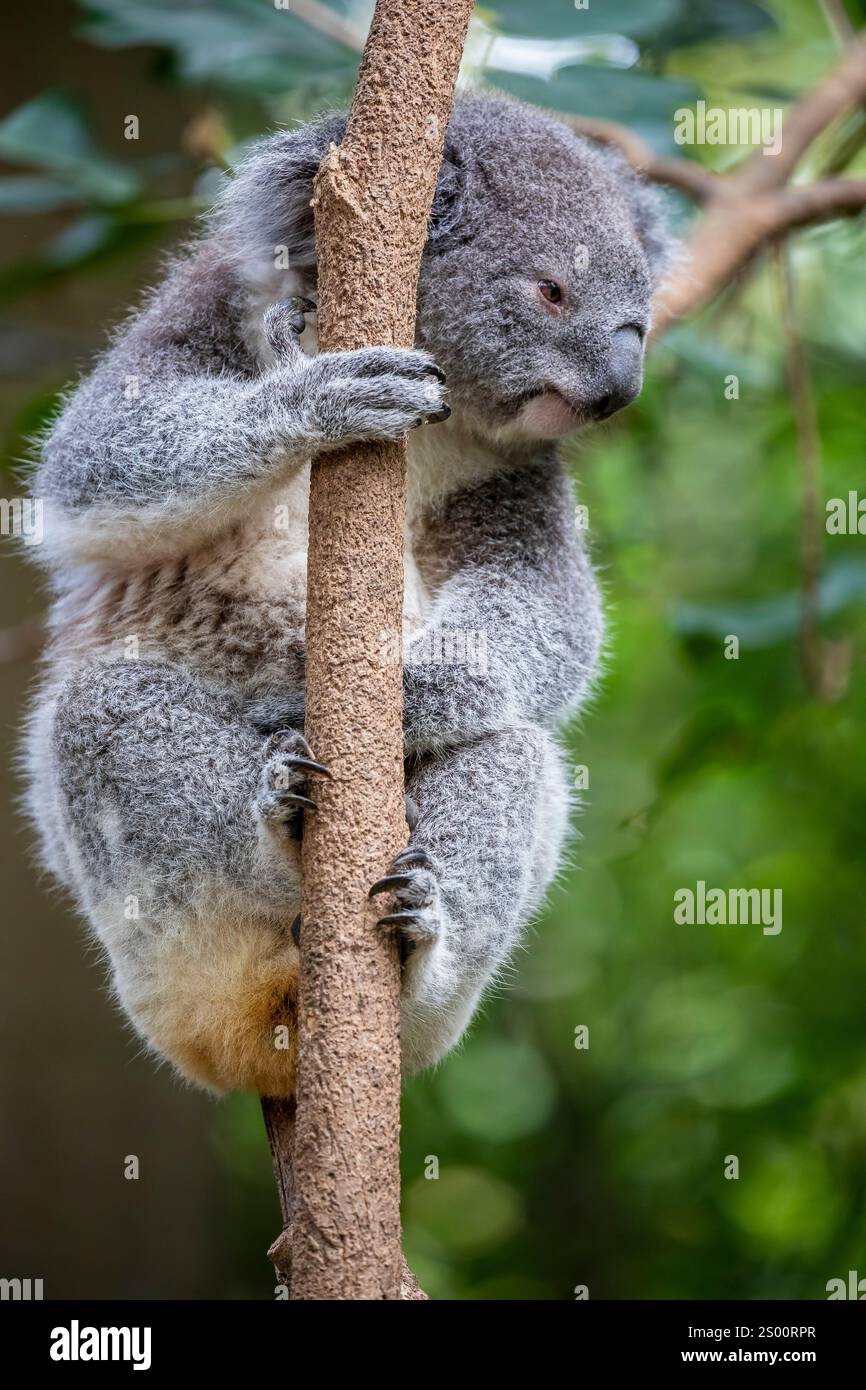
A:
265 0 474 1303
737 33 866 192
651 176 866 335
290 9 866 335
525 43 865 337
776 175 866 226
820 0 857 49
261 1096 295 1294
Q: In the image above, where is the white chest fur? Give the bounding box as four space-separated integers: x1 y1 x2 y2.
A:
240 461 433 636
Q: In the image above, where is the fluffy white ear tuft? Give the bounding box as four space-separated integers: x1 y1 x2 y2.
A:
207 112 347 284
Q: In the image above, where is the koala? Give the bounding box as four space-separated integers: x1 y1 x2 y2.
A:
24 97 670 1096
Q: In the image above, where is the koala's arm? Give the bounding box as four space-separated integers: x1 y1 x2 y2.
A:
36 247 445 564
404 456 602 749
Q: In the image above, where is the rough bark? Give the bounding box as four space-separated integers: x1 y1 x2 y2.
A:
262 0 474 1302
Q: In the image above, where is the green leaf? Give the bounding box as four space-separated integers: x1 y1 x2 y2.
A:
0 91 94 164
488 65 700 154
486 0 775 48
661 326 775 389
44 213 117 268
79 0 358 94
672 560 866 649
647 0 776 53
0 176 84 215
486 0 679 40
0 93 140 204
0 216 155 302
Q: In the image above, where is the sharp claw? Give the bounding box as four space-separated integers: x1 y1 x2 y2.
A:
283 793 317 812
426 364 447 383
279 297 316 331
274 731 317 762
291 913 301 946
369 873 414 899
428 403 451 424
377 909 423 929
287 755 333 779
391 846 432 870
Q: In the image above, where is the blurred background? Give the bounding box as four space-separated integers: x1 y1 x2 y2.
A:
1 0 865 1300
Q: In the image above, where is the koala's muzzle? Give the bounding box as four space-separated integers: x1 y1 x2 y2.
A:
587 325 644 421
504 319 646 440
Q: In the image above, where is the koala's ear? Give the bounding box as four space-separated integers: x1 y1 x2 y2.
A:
595 144 676 283
210 112 348 279
426 145 471 253
623 175 676 283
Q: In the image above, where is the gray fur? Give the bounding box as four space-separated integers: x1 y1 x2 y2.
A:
24 96 670 1092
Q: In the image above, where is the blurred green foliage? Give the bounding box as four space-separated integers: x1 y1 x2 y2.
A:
4 0 866 1299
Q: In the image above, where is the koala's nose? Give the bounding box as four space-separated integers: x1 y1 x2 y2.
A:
588 325 644 421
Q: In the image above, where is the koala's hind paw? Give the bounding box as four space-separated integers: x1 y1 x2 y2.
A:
263 297 316 364
257 729 331 835
369 845 442 956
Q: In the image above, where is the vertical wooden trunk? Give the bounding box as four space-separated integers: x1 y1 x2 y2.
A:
285 0 475 1300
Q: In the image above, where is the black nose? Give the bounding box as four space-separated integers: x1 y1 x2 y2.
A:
588 325 644 421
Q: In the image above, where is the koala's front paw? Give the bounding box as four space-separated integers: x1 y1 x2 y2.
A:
256 729 331 838
304 347 449 448
369 844 442 958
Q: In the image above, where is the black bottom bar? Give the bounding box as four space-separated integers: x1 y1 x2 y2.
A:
1 1297 859 1373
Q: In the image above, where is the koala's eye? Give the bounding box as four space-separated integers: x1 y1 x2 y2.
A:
537 279 563 306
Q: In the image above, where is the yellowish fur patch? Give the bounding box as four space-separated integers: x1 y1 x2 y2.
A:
129 920 300 1097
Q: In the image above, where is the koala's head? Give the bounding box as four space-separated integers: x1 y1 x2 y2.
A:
217 96 672 445
417 98 673 444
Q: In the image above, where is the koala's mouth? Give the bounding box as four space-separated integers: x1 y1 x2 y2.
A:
500 387 545 418
500 387 589 439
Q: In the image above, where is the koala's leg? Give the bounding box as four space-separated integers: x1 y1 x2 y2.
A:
372 724 571 1073
45 659 321 1096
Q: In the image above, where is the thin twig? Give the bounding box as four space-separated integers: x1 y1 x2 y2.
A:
261 1096 296 1292
773 242 851 702
738 34 866 192
820 0 857 48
